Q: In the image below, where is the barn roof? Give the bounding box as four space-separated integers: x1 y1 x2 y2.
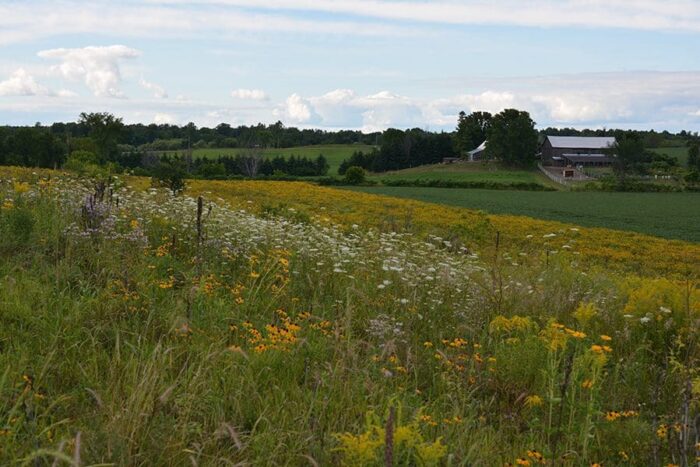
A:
546 136 616 149
468 140 487 155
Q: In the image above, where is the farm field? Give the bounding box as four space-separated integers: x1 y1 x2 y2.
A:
1 168 699 465
346 186 700 242
166 144 376 174
370 162 556 187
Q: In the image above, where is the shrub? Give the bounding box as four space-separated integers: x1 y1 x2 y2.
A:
63 150 103 175
344 166 366 185
151 160 187 194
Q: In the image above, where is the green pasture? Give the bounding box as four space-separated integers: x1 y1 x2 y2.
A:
345 186 700 242
369 162 555 187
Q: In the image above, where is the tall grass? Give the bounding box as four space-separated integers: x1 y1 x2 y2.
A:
0 170 698 465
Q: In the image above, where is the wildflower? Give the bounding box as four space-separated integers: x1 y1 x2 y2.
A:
515 458 531 466
600 334 612 341
564 328 586 339
423 341 433 348
581 379 593 389
524 395 544 408
419 415 438 427
13 181 30 193
527 450 545 463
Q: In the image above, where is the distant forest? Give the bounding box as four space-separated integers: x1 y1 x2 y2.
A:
0 114 698 176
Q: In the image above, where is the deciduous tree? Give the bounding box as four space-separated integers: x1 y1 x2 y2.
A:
486 109 538 166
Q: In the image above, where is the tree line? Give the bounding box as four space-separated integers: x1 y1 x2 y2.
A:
2 118 379 153
1 112 699 182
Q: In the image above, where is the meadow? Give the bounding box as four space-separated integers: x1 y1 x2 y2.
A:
346 186 700 242
166 144 376 174
370 162 555 188
1 168 699 465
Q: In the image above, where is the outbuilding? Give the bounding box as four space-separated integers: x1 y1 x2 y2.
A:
541 136 616 166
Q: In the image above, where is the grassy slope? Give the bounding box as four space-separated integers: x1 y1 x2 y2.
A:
345 186 700 242
370 162 556 187
649 146 689 166
187 144 376 174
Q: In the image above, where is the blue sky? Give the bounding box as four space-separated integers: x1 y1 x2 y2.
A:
1 0 700 131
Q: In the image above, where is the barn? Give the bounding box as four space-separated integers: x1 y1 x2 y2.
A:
467 140 487 162
541 136 616 167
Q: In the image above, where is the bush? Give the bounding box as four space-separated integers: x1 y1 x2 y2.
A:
343 166 366 185
63 150 102 175
151 160 187 194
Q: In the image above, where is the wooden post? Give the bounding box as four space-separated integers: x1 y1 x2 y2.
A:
384 406 395 467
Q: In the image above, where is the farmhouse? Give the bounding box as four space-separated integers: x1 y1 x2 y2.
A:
541 136 616 167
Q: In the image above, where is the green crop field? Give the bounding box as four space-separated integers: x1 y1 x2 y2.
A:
650 146 690 166
345 186 700 241
370 162 556 187
172 144 376 174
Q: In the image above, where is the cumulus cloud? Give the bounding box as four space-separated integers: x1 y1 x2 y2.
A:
263 71 700 131
274 93 317 123
231 88 269 100
140 78 168 98
38 45 140 98
0 68 50 96
154 113 176 124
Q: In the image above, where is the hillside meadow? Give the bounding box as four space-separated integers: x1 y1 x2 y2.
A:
1 167 699 465
369 163 555 189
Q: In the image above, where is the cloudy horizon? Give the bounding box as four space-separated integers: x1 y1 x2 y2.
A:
1 0 699 131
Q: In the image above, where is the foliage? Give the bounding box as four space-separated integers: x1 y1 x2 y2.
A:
373 128 455 172
486 109 539 166
151 159 187 194
334 408 447 466
689 143 700 170
339 150 377 175
78 112 124 162
63 150 102 174
343 166 366 185
607 133 654 185
454 111 492 156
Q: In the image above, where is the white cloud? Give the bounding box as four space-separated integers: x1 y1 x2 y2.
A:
140 78 168 98
146 0 700 32
265 71 700 131
275 93 316 123
154 113 176 124
0 68 49 96
38 45 140 98
0 3 410 47
231 88 268 100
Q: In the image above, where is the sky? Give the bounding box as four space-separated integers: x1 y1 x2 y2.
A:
1 0 700 132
